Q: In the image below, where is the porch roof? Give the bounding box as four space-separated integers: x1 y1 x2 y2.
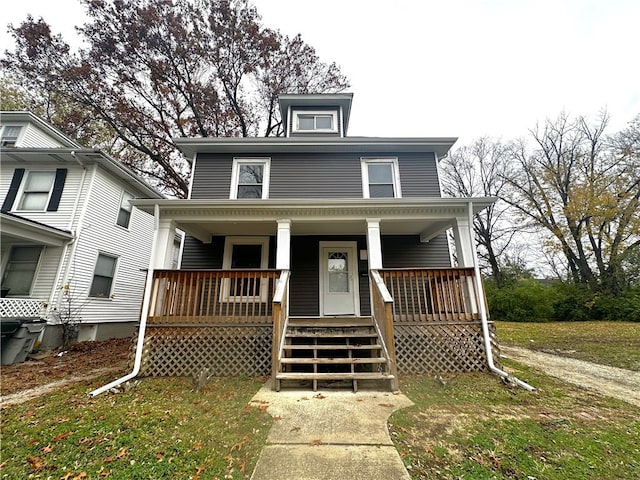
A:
0 212 74 246
132 197 496 244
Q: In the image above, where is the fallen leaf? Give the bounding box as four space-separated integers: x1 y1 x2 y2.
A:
313 393 326 400
73 472 87 480
290 426 301 432
27 439 39 446
61 473 74 480
41 445 54 454
115 447 128 459
273 415 282 420
26 456 45 471
0 461 7 470
378 403 395 408
193 442 202 451
99 469 112 477
230 434 249 452
156 452 165 461
309 439 322 446
52 432 72 442
78 437 93 445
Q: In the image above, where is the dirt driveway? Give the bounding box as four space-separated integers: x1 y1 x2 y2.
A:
502 345 640 407
0 338 131 407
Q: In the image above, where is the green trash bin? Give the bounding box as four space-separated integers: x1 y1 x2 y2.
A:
0 318 47 365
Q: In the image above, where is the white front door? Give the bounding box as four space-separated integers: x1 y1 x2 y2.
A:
320 242 359 316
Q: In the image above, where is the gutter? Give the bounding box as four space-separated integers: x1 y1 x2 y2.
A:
468 201 536 392
88 204 160 397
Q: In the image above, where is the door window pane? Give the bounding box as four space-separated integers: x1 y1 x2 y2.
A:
328 251 349 293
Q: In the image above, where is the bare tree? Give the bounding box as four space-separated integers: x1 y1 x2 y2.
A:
502 112 640 294
440 137 517 286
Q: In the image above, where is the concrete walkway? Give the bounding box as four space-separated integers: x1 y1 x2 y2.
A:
249 381 413 480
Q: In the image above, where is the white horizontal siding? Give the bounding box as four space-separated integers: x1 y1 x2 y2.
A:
19 123 66 148
52 166 155 325
0 161 85 230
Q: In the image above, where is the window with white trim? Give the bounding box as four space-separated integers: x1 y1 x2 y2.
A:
230 158 270 199
1 126 22 147
116 191 134 228
361 158 402 198
222 236 269 301
16 171 56 211
292 110 338 133
1 245 43 296
89 253 117 298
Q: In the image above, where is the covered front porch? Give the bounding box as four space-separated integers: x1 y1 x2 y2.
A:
131 198 499 389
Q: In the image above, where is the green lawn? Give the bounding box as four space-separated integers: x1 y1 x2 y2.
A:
1 376 271 479
495 321 640 371
391 363 640 479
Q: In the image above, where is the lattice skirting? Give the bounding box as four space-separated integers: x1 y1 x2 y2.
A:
139 325 272 377
395 322 500 374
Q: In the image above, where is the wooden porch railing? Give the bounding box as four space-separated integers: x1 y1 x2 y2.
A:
272 270 290 388
147 269 281 325
379 268 481 323
370 270 399 390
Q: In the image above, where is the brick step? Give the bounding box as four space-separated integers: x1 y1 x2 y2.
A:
280 357 386 365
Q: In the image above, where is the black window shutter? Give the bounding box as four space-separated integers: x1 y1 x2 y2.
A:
47 168 67 211
1 168 25 212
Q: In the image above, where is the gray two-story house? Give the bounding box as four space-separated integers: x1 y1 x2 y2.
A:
127 94 500 392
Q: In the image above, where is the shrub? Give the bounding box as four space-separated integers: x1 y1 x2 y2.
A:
486 279 556 322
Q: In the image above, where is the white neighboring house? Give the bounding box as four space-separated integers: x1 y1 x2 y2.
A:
0 111 164 348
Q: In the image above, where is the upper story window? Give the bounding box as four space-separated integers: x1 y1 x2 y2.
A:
17 171 56 210
1 245 43 296
292 110 338 134
89 253 117 298
116 191 134 228
1 126 22 147
230 158 270 199
361 158 402 199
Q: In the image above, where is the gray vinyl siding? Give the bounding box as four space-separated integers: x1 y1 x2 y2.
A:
396 152 440 197
190 151 441 200
180 236 276 270
382 234 451 268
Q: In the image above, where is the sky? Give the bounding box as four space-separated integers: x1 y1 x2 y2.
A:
2 0 639 147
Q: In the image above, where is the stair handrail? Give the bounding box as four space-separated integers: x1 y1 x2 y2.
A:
271 270 290 384
370 269 399 391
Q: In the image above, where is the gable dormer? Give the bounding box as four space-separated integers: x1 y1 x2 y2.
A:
278 93 353 138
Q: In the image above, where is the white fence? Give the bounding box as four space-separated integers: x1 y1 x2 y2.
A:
0 298 47 318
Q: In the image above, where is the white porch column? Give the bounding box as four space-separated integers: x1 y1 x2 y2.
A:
153 218 177 269
453 217 474 267
276 219 291 270
366 219 383 270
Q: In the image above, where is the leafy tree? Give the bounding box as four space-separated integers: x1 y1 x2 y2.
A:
2 0 349 197
502 112 640 294
440 137 517 286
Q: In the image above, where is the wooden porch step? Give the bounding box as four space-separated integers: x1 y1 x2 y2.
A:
286 332 378 338
284 344 382 351
276 372 394 381
288 317 373 328
280 357 386 365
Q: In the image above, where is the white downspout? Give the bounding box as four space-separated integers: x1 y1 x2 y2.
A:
468 201 536 392
89 203 160 397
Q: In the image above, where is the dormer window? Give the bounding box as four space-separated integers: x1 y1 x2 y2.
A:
293 110 338 134
1 126 22 147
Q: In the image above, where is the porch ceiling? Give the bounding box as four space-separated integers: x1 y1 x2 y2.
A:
133 197 495 243
0 212 74 246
